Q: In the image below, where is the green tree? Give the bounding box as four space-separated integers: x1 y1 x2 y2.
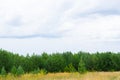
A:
46 53 66 72
62 52 74 66
1 66 7 76
78 57 86 74
41 52 49 69
16 66 24 76
0 49 13 72
11 66 17 76
30 54 42 71
22 55 33 72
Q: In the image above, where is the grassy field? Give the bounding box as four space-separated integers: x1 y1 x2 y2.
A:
0 72 120 80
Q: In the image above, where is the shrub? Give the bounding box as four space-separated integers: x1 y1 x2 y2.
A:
64 63 76 72
40 69 47 75
32 68 40 74
32 68 47 75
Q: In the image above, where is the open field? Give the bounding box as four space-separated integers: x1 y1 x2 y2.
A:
0 72 120 80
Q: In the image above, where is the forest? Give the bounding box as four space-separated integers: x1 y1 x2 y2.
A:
0 49 120 76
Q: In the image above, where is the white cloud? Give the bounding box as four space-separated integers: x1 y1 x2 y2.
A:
0 0 69 37
0 0 120 39
0 0 120 54
66 15 120 41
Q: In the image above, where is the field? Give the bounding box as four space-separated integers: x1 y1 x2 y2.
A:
0 72 120 80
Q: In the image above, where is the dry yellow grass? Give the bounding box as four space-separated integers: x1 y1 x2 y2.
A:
0 72 120 80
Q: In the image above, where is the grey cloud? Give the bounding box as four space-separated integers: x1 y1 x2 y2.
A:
6 16 23 27
72 9 120 19
0 34 60 39
0 30 67 39
92 10 120 15
70 1 120 19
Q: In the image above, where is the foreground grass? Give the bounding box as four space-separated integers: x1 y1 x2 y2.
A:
0 72 120 80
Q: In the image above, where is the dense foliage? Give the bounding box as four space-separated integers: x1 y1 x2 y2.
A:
0 49 120 75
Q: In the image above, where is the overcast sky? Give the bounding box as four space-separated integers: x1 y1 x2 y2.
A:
0 0 120 55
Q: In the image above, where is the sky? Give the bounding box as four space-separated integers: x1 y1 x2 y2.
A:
0 0 120 55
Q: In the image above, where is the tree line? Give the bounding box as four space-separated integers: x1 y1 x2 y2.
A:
0 49 120 76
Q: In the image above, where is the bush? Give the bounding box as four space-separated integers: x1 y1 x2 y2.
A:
32 68 47 75
40 69 47 75
32 68 40 74
64 63 76 72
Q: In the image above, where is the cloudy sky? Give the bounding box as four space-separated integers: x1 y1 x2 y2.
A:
0 0 120 55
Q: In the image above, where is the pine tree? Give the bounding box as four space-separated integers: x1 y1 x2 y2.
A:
78 57 87 74
1 66 7 76
11 66 17 76
32 67 40 74
16 66 24 76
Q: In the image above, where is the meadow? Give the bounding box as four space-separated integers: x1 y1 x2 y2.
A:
0 72 120 80
1 50 120 80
